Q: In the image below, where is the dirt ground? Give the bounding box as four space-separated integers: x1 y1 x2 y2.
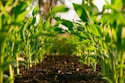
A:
14 55 105 83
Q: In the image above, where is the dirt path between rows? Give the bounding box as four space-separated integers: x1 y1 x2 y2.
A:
14 55 104 83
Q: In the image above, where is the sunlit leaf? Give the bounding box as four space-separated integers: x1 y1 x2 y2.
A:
6 0 14 6
86 44 96 51
15 11 29 23
116 64 125 69
43 19 50 30
111 0 123 10
88 24 102 37
82 39 91 44
112 28 117 42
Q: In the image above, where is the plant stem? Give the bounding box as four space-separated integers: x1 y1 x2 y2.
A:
87 51 90 66
0 40 6 83
93 62 97 72
110 51 117 83
119 51 124 83
0 56 4 83
16 54 19 75
9 65 14 83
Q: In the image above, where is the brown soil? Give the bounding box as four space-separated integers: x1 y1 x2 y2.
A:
14 55 104 83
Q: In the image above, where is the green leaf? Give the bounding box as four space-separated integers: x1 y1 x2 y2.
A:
0 15 2 30
32 5 39 16
116 25 123 46
82 39 91 44
54 27 65 33
105 33 111 42
88 24 102 37
11 1 30 23
0 61 16 70
116 64 125 69
12 1 28 15
33 31 57 38
61 19 74 31
112 28 117 42
72 32 87 39
88 54 97 62
122 38 125 49
102 77 113 83
6 0 14 6
43 19 50 30
89 1 99 14
15 11 29 23
73 3 92 23
87 45 96 51
111 0 123 10
0 32 9 40
47 5 69 18
54 17 74 31
31 17 36 25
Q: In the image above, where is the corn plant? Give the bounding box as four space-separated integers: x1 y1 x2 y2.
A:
0 0 32 83
98 0 125 82
53 0 125 83
69 0 125 83
31 4 70 56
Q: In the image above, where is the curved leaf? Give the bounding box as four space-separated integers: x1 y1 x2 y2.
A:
32 5 39 16
47 5 69 18
61 19 74 31
73 3 92 23
88 24 102 37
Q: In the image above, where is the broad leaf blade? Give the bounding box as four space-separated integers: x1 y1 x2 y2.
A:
73 3 92 23
61 19 74 31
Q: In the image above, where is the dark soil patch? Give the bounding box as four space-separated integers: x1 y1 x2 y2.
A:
14 55 104 83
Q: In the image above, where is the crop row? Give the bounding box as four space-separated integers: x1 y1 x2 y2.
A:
0 0 125 83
